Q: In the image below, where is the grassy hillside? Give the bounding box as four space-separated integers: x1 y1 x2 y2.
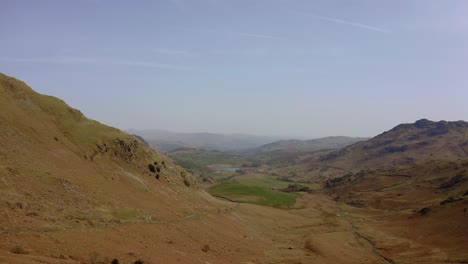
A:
0 73 194 184
1 73 259 263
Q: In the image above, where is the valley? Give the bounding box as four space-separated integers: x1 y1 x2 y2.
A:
0 73 467 264
160 119 468 263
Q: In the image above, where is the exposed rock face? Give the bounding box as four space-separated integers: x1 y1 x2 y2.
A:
280 184 311 193
346 200 366 208
438 174 465 189
414 119 435 128
418 207 430 216
440 197 463 205
396 119 468 130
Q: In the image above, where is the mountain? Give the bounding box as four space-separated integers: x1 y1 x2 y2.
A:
254 136 367 153
266 120 468 262
0 74 265 263
271 119 468 182
240 136 367 166
320 119 468 169
127 129 282 152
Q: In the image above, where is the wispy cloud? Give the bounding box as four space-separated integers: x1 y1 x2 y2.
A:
154 49 193 56
177 27 284 40
295 11 390 33
0 56 193 70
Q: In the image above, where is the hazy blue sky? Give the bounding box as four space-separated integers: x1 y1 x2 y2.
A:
1 0 467 138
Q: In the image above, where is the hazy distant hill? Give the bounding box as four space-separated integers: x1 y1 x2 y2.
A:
127 129 283 152
254 136 368 153
240 136 367 166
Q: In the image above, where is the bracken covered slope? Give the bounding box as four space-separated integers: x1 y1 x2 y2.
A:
0 73 198 228
0 74 268 263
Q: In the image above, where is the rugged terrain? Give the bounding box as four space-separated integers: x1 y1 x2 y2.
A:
1 73 467 263
0 74 267 263
271 119 468 182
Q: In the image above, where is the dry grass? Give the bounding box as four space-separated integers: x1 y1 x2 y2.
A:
10 246 27 254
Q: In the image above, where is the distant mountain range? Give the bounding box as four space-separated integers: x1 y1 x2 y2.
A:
253 136 368 153
127 129 285 152
128 129 369 154
239 136 368 166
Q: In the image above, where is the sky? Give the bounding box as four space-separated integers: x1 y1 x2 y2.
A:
1 0 467 138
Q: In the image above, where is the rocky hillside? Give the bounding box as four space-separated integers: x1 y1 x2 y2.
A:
253 136 366 153
321 119 468 169
0 72 201 230
271 119 468 182
323 159 468 262
0 73 275 263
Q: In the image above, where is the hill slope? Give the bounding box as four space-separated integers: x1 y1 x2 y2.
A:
0 74 197 222
0 73 266 263
321 119 468 169
271 119 468 182
266 120 468 262
254 136 367 153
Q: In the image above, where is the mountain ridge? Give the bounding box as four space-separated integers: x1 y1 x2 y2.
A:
254 136 368 153
128 128 284 152
270 118 468 183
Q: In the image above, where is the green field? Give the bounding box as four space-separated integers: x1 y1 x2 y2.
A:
209 181 296 208
236 177 293 189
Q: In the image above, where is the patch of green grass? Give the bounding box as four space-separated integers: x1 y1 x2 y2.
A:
111 209 141 221
209 181 296 207
237 177 292 189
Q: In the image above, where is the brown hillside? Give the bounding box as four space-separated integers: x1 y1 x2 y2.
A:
0 73 268 263
272 119 468 182
325 119 468 169
322 159 468 263
0 73 197 229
